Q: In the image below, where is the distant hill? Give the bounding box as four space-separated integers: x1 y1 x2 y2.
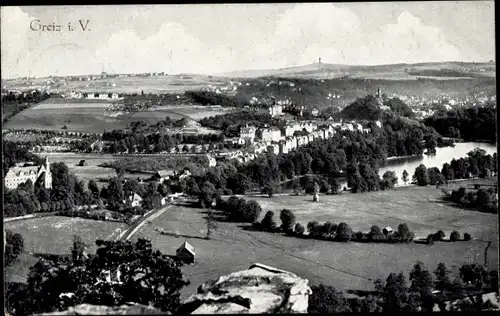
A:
216 61 496 80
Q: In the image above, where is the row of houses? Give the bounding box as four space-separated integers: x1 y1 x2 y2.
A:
239 119 379 146
65 90 124 100
226 120 379 163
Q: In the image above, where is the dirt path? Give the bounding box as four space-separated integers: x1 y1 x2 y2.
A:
119 204 174 241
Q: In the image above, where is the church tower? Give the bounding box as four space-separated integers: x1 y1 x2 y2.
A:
44 156 52 189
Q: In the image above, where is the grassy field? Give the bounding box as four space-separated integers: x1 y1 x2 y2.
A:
132 179 497 300
4 98 231 133
4 216 127 283
46 154 152 186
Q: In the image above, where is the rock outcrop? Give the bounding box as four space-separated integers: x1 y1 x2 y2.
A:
180 263 312 314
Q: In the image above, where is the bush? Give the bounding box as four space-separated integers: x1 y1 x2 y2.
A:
464 233 472 241
294 223 305 235
307 221 321 237
336 222 353 242
450 231 460 242
427 234 435 245
261 211 277 231
280 209 296 233
369 225 386 241
354 231 364 241
435 230 445 241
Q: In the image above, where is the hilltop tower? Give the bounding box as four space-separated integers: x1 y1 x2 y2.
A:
318 57 322 64
44 156 52 189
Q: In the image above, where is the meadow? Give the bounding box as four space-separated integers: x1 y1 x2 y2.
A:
4 99 231 133
132 180 497 299
46 153 152 186
4 216 127 283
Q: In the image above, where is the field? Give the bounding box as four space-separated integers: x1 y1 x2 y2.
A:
3 75 227 95
132 180 497 300
45 153 152 185
4 98 231 133
4 216 127 283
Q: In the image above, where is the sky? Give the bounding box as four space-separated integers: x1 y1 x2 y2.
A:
1 2 495 78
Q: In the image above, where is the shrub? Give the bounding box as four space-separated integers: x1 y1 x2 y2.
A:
396 223 414 243
336 222 353 242
354 231 364 241
427 234 435 245
450 231 460 242
280 209 296 233
464 233 472 241
435 230 445 241
369 225 386 241
307 221 321 237
261 211 277 231
294 223 305 235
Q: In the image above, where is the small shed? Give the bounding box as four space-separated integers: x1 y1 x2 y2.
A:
176 241 195 264
383 227 393 236
78 160 87 166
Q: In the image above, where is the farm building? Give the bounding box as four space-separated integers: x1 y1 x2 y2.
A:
176 241 195 264
383 227 393 236
124 193 143 207
77 160 87 166
179 169 192 180
153 170 175 183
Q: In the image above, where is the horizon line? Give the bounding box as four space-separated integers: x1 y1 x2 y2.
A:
2 60 495 81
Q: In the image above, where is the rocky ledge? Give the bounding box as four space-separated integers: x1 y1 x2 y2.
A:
179 263 312 314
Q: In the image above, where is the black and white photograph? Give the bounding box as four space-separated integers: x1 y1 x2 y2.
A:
2 2 498 314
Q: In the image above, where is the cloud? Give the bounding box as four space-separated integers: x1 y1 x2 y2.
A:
1 4 484 77
1 6 32 77
95 22 234 74
270 5 464 66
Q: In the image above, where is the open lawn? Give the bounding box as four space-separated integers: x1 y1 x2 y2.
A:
4 98 233 133
4 216 127 283
46 153 152 185
132 181 497 300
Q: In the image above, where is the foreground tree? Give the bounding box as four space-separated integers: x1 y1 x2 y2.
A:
20 238 189 315
409 261 435 311
308 284 352 313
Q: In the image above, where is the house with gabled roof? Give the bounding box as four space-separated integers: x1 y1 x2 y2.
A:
176 241 195 264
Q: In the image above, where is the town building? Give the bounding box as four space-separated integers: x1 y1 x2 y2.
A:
206 154 217 167
4 156 52 189
125 193 143 207
239 125 257 145
176 241 195 264
153 170 175 183
311 108 319 116
261 126 282 143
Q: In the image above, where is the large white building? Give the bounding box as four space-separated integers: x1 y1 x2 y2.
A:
261 126 282 143
4 157 52 190
239 125 257 145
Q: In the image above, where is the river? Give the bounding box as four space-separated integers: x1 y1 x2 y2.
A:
379 142 497 185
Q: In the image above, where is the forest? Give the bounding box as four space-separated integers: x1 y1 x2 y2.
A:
424 105 496 142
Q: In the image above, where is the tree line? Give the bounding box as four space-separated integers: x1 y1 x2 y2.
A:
309 261 498 313
411 149 497 186
424 104 496 142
